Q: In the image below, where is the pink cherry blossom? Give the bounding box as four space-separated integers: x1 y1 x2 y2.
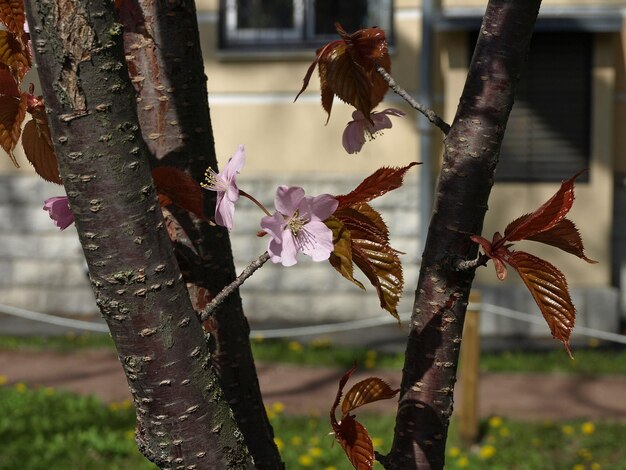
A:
260 186 338 267
43 196 74 230
202 145 245 230
342 108 405 154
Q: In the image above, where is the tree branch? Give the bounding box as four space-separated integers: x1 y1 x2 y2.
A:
383 1 542 469
375 64 451 134
201 252 270 321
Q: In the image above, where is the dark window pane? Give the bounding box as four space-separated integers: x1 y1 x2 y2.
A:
237 0 294 29
469 32 592 182
314 0 369 35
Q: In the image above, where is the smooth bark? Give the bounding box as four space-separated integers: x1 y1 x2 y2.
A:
382 1 542 469
23 0 253 467
118 1 282 467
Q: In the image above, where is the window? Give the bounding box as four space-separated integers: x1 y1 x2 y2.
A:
220 0 393 50
469 32 592 182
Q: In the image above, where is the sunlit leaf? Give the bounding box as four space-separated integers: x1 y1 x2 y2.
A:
525 218 597 263
0 0 25 38
327 216 365 290
502 170 586 244
336 163 419 209
0 30 29 82
331 364 358 428
22 115 62 184
341 377 399 415
0 92 26 166
151 166 206 220
334 415 374 470
503 250 575 357
295 25 391 122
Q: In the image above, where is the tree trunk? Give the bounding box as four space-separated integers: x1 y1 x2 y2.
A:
118 1 282 467
382 1 542 468
23 0 254 467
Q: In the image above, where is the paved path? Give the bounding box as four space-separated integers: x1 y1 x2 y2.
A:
2 349 626 420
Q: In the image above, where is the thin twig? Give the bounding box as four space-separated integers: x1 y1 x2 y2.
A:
456 253 491 271
200 252 271 321
375 64 451 135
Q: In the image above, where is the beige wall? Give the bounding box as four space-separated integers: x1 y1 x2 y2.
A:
438 30 618 286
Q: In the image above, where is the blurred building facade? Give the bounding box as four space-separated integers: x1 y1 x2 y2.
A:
1 0 625 337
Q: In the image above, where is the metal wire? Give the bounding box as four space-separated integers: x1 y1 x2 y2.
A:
1 301 625 345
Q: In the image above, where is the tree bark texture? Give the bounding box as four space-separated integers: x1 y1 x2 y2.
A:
118 1 282 467
383 2 542 469
23 0 254 468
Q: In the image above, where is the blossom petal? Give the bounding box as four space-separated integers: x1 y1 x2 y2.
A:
260 212 286 241
379 108 405 118
306 194 338 221
370 113 393 132
275 186 305 216
43 196 74 230
223 144 245 182
298 220 334 261
267 237 283 264
214 193 234 230
342 120 367 154
279 230 299 266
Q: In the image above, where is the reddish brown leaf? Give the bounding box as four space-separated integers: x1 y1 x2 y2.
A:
336 163 419 209
333 415 374 470
341 377 399 416
501 170 586 244
525 218 597 263
503 250 575 357
0 92 26 166
327 216 365 290
295 25 391 121
0 30 29 83
152 166 206 220
336 205 388 245
22 106 61 183
0 63 18 97
331 364 358 428
0 0 25 38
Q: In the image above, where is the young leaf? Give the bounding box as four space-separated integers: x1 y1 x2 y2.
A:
0 30 29 82
0 93 26 166
336 162 420 209
501 170 586 244
0 0 25 39
341 377 399 416
333 415 375 470
22 107 62 184
524 219 596 263
327 216 365 290
503 250 575 357
151 166 207 220
0 63 18 97
331 364 358 427
295 24 391 122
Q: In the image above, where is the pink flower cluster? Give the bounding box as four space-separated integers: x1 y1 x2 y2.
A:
43 196 74 230
342 108 405 154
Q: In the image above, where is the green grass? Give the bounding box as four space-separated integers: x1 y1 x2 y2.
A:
0 384 625 469
2 333 626 375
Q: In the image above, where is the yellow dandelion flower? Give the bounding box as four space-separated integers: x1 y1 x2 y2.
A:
254 334 264 343
365 358 377 369
531 438 541 447
372 437 383 447
298 454 313 466
308 436 320 446
288 341 303 352
578 448 592 461
366 350 378 359
448 447 461 458
0 375 7 386
561 425 574 436
572 464 585 470
591 463 601 470
125 430 136 440
456 456 469 468
479 445 496 460
273 437 284 452
271 402 285 414
121 399 133 409
266 410 276 421
14 382 27 393
311 337 331 348
581 422 595 435
291 436 303 446
109 402 121 411
325 467 337 470
499 427 510 437
308 447 323 457
488 416 503 428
